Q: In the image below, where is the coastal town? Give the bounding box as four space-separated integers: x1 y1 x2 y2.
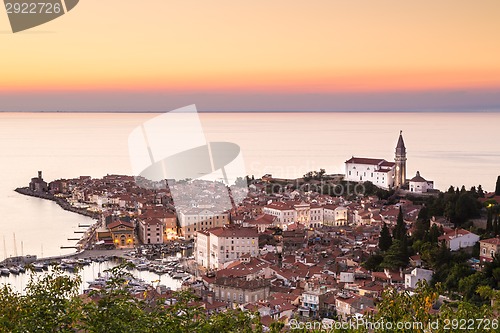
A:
9 132 500 330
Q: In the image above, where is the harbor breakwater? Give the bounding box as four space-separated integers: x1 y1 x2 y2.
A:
14 187 98 219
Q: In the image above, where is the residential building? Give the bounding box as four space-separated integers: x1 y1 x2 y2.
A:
195 225 259 269
263 202 295 229
300 288 328 318
178 209 229 240
309 205 323 229
438 229 480 251
263 201 323 230
480 237 500 263
405 268 433 289
210 276 271 305
323 206 349 226
138 218 164 245
243 214 276 233
335 293 374 320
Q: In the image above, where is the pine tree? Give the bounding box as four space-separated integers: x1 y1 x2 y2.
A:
478 185 485 198
379 223 393 251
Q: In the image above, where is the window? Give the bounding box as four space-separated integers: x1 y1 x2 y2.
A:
482 248 486 255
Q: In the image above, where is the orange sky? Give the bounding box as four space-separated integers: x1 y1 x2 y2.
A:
1 0 500 110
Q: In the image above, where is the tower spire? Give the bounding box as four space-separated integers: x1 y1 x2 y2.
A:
394 131 407 188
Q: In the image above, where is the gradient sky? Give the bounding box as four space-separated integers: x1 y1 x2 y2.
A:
1 0 500 111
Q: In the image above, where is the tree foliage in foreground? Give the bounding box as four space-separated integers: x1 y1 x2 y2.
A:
0 265 499 333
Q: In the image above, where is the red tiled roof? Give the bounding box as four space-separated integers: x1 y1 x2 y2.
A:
108 220 134 230
345 157 386 165
380 161 396 167
208 225 259 238
481 237 500 246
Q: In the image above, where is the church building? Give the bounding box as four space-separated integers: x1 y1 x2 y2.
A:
344 131 407 189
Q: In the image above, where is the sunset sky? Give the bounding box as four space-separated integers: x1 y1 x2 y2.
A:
1 0 500 111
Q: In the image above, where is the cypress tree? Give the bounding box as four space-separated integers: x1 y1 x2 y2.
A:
379 222 393 252
494 213 500 236
496 176 500 196
393 206 407 242
486 209 493 232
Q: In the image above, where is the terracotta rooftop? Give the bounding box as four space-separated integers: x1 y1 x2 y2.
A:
345 157 386 165
207 225 259 238
480 237 500 246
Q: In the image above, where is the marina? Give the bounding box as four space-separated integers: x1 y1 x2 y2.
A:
0 253 188 293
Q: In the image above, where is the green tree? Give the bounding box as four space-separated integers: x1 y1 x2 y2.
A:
378 222 392 251
381 239 409 270
486 208 493 232
478 184 485 198
0 267 84 332
392 206 407 242
362 254 384 271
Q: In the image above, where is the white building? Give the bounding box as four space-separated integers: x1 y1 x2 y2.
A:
178 209 229 240
405 268 433 289
195 225 259 270
263 200 323 230
344 132 409 189
263 202 295 229
324 205 349 226
409 171 434 193
309 205 323 229
345 157 395 189
300 289 326 317
438 229 480 251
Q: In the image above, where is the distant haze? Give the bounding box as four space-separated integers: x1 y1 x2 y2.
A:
1 89 500 112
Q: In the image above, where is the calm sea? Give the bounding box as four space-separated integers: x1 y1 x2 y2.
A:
0 112 499 259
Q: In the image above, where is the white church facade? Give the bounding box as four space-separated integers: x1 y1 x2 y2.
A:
344 131 408 189
344 157 396 189
409 171 434 193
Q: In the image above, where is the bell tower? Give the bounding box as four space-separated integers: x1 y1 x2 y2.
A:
394 131 407 188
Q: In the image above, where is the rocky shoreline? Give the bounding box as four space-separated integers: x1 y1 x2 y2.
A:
14 187 98 219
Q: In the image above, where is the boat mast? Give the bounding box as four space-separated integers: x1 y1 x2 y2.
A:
13 233 18 257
